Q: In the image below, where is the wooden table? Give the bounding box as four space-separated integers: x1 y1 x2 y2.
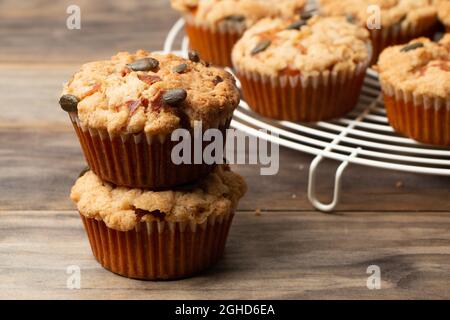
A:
1 0 450 299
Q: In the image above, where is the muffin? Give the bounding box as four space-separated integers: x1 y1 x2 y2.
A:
435 0 450 32
318 0 438 65
60 50 240 189
376 35 450 146
71 165 247 280
232 16 371 121
171 0 306 67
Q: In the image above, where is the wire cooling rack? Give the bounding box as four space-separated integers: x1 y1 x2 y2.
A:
163 18 450 212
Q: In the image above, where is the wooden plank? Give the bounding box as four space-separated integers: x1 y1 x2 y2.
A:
0 0 179 64
1 210 450 299
1 126 449 212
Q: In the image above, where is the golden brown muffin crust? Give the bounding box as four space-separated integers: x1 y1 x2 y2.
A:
62 50 240 135
232 16 370 76
70 165 247 231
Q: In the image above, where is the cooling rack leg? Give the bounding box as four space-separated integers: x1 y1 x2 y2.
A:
307 148 360 212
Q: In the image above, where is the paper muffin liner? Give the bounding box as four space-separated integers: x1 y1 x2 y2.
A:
184 14 246 67
69 113 231 189
80 211 234 280
235 61 369 122
369 17 437 65
380 82 450 146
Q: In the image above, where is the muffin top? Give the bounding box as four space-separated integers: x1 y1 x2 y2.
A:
435 0 450 27
232 16 370 76
171 0 306 27
376 35 450 98
318 0 437 28
61 50 240 135
70 165 247 231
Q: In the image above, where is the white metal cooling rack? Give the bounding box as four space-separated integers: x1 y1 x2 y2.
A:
163 18 450 212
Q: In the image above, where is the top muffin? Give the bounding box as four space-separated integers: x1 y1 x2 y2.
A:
171 0 306 27
376 35 450 98
61 50 240 135
318 0 437 28
232 15 370 76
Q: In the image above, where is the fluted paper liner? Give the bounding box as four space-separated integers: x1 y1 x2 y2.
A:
235 61 369 122
80 211 234 280
381 81 450 146
184 14 246 67
368 17 437 65
69 113 231 189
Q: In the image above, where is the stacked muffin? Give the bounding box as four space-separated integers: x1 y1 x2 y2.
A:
60 50 246 280
171 0 307 67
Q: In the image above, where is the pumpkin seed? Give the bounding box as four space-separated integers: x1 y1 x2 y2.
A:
162 89 187 106
188 50 200 63
400 42 424 52
126 57 159 71
286 19 307 30
251 39 271 55
59 94 79 112
173 63 188 73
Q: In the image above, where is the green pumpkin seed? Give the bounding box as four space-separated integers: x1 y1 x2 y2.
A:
78 166 90 178
126 57 159 71
400 42 424 52
59 94 79 112
173 63 188 74
188 50 200 63
251 39 271 55
286 19 307 30
300 11 313 21
162 89 187 106
346 14 356 24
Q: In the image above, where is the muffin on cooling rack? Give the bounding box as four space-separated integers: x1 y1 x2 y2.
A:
317 0 438 65
435 0 450 32
232 15 371 122
171 0 306 67
71 165 247 280
59 50 240 189
376 35 450 146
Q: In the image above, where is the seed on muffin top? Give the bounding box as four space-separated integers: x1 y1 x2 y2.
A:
232 15 370 76
70 165 247 231
435 0 450 28
60 50 240 135
376 35 450 98
318 0 437 28
171 0 306 27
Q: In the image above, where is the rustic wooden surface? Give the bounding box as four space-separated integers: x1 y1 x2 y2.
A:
1 0 450 300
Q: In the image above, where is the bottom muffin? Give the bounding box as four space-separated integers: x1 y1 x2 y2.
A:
70 165 247 280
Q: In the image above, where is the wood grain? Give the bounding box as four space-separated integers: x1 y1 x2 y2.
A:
1 211 450 299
